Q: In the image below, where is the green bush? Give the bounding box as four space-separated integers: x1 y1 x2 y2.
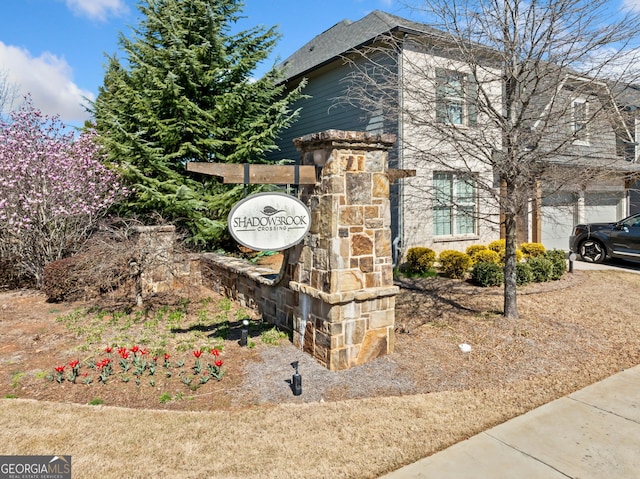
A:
544 249 567 280
405 247 437 274
516 262 534 286
465 244 488 257
471 261 504 287
520 242 546 258
472 249 501 265
438 250 472 279
527 256 554 282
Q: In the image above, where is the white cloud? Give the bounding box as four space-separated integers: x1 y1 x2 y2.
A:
623 0 640 12
64 0 128 21
0 42 94 123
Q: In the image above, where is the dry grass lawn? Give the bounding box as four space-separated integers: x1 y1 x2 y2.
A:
1 269 640 478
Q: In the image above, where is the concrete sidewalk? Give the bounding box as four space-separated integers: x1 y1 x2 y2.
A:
381 365 640 479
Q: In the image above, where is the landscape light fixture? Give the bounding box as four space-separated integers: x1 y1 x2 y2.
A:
291 361 302 396
240 319 249 347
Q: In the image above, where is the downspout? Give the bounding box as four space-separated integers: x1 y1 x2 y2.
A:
393 33 406 268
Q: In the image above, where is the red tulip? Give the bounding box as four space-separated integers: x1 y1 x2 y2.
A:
105 346 113 353
214 359 223 367
163 353 170 360
68 359 79 369
210 348 220 357
54 365 65 373
193 350 203 358
131 345 140 354
97 358 111 368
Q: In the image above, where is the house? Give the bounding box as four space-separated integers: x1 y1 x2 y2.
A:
269 10 640 257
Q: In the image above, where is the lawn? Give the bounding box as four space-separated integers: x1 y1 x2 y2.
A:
1 269 639 478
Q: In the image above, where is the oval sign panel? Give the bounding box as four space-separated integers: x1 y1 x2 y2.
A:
228 192 312 251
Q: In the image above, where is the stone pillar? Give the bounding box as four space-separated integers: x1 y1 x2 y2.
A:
289 130 398 371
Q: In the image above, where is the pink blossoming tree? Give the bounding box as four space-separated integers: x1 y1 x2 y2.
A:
0 97 128 285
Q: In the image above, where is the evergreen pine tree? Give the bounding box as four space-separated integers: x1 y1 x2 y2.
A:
92 0 305 247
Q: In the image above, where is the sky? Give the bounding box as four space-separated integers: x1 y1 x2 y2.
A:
0 0 413 126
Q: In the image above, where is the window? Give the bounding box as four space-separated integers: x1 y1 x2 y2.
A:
433 172 477 236
435 69 478 126
572 99 589 143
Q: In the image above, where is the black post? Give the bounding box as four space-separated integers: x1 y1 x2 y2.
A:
240 319 249 347
291 361 302 396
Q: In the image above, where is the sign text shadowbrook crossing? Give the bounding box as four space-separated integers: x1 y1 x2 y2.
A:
227 192 312 251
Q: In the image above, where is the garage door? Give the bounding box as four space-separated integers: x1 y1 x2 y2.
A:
584 192 623 224
541 204 576 251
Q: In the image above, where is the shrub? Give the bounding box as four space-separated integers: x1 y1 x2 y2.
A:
499 248 524 265
527 256 554 282
43 256 83 302
487 239 506 253
472 249 501 265
42 220 142 303
544 249 567 280
471 261 504 287
438 250 472 279
405 247 437 274
520 242 546 258
516 262 534 286
465 244 487 257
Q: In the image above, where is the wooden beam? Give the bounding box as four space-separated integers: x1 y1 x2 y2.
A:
387 168 416 183
186 162 317 185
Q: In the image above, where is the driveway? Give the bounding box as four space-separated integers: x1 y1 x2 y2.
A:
571 257 640 274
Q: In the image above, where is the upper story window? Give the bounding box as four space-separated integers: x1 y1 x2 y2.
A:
572 99 589 144
435 68 478 127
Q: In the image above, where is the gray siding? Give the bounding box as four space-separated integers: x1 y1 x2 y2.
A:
268 55 399 163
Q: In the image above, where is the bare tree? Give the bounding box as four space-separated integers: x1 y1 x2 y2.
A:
0 69 18 115
342 0 640 318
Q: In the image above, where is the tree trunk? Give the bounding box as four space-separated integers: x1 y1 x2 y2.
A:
503 183 519 319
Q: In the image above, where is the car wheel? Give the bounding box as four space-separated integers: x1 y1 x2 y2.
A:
579 239 606 264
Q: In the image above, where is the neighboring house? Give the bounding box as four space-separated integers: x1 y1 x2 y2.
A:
524 75 640 250
270 10 640 257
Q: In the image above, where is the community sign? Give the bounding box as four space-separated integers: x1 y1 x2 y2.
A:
228 192 312 251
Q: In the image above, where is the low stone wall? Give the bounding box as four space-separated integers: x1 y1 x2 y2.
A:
199 252 294 331
199 251 397 370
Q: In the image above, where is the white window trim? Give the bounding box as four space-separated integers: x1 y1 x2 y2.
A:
433 172 479 238
572 98 590 146
435 69 477 127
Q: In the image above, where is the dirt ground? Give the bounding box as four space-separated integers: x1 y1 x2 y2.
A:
2 264 640 414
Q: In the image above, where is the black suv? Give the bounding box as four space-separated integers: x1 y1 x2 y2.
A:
570 213 640 263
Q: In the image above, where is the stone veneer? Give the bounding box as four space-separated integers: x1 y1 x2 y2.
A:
285 130 398 370
190 130 399 371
